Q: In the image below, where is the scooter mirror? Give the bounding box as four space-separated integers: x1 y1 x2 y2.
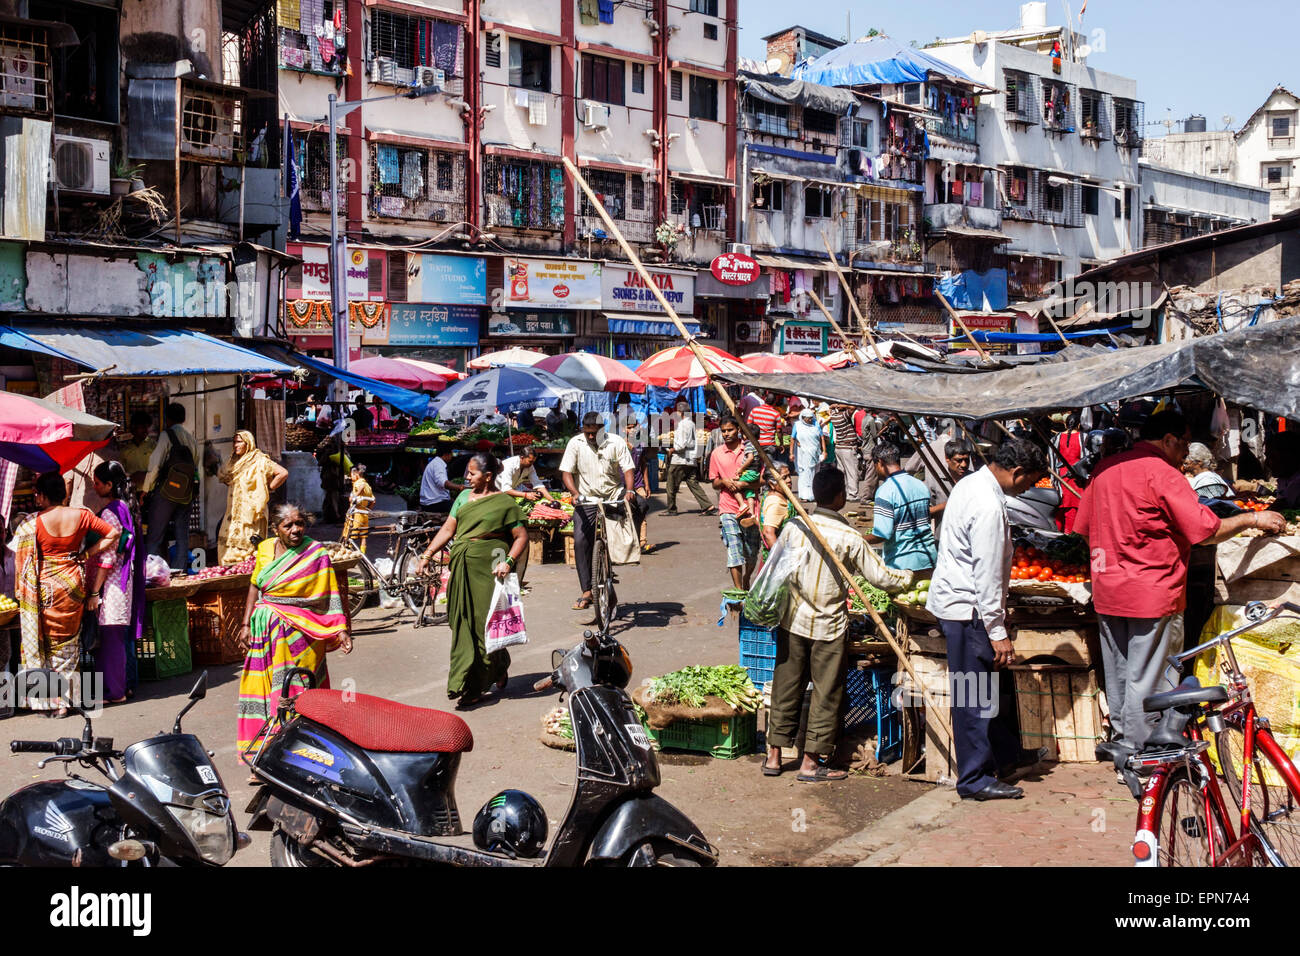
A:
551 649 565 670
188 671 209 701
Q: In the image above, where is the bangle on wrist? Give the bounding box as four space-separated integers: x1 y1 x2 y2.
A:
506 555 516 568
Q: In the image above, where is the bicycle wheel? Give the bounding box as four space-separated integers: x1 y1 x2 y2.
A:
1217 725 1300 865
592 537 616 629
1154 766 1229 867
396 547 445 623
343 555 375 619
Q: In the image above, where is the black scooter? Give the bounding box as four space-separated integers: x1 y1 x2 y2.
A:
246 629 718 866
0 671 246 867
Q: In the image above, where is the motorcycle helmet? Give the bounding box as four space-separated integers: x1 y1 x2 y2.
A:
472 790 548 859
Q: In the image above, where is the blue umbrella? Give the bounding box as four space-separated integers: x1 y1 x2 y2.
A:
430 366 582 418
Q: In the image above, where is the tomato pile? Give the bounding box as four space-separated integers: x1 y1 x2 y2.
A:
1010 544 1090 584
1235 499 1271 512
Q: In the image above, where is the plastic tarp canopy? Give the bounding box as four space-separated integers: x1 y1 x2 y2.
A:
717 316 1300 422
935 268 1008 311
950 326 1133 344
738 70 861 115
0 325 296 376
791 36 980 89
255 343 431 420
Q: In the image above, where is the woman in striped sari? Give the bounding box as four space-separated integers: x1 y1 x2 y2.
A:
236 504 352 760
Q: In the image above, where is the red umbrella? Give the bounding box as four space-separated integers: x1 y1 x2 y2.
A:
635 345 748 388
534 353 647 393
391 356 466 383
740 353 828 374
0 392 117 472
348 356 448 391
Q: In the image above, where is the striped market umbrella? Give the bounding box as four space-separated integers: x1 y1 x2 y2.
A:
390 356 466 383
348 356 449 391
0 392 117 472
634 345 748 388
468 347 547 370
534 352 647 393
430 365 583 418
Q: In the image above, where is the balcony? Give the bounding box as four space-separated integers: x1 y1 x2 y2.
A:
1268 137 1295 151
1263 177 1292 191
925 115 977 146
924 203 1003 234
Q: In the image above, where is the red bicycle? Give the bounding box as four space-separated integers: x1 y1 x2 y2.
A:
1124 601 1300 867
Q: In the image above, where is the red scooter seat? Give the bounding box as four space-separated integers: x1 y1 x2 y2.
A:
293 689 474 754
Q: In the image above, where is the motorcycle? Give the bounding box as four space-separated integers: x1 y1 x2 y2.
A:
0 670 246 867
246 628 719 867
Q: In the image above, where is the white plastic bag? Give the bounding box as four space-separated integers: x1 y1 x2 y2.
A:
372 558 401 609
144 554 172 588
485 573 528 654
605 503 641 566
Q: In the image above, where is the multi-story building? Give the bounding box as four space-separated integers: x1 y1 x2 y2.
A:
273 0 744 364
1137 162 1269 248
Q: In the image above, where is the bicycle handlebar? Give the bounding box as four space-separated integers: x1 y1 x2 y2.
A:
1167 601 1300 669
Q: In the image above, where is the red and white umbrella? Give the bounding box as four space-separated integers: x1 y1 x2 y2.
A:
0 392 117 472
534 353 647 393
635 345 748 388
468 347 547 370
740 352 829 374
391 356 466 383
348 356 449 391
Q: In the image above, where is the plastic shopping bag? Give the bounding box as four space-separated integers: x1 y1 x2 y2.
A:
144 554 172 588
605 503 641 566
742 532 801 627
485 573 529 654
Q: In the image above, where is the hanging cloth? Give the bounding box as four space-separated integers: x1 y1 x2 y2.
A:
528 92 547 125
432 21 460 74
400 150 425 198
597 0 615 23
377 145 400 185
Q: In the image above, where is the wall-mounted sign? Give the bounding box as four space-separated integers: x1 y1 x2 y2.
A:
388 303 481 347
782 323 825 353
503 257 602 309
601 266 695 315
406 254 487 305
290 243 378 301
488 311 575 336
709 252 760 286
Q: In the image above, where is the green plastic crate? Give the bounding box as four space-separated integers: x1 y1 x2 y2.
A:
139 600 192 681
645 711 757 759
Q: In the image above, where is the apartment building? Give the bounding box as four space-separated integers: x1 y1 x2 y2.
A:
1233 86 1300 220
1138 161 1269 249
273 0 744 364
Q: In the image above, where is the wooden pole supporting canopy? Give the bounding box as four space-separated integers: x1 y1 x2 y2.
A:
561 157 953 743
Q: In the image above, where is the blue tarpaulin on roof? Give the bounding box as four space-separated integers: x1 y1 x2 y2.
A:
255 344 432 419
936 269 1009 311
0 325 295 376
949 326 1133 344
791 36 980 89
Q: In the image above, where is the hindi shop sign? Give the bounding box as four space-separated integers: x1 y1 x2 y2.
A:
504 257 602 309
291 244 376 301
387 303 481 347
782 323 825 353
601 266 695 315
488 311 575 337
709 252 760 286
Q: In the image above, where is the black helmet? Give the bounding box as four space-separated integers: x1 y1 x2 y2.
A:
472 790 547 859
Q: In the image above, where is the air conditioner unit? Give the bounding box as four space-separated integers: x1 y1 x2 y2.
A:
179 85 240 162
51 135 111 194
371 56 397 84
583 102 611 130
414 67 445 92
726 242 752 256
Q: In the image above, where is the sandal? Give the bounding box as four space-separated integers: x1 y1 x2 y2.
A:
797 765 849 783
641 543 655 554
762 760 784 777
572 595 593 611
701 507 718 516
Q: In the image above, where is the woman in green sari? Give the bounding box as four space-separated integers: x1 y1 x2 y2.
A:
416 452 529 708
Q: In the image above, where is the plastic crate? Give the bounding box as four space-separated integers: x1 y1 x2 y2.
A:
139 599 192 681
738 612 778 688
845 666 903 763
187 591 246 666
645 710 757 759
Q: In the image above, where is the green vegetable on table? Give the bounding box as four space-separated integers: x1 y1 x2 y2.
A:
849 575 894 614
645 665 763 713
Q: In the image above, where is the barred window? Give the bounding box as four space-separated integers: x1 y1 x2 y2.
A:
580 169 627 219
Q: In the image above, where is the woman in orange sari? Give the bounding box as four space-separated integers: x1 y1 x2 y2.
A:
11 472 119 717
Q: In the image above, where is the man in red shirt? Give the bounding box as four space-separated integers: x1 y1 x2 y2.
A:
1075 411 1285 754
709 416 760 589
746 396 784 453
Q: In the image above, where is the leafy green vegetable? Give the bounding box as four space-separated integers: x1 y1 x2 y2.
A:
849 576 893 614
646 665 763 713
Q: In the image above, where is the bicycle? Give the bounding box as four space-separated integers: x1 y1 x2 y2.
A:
1124 600 1300 867
332 505 447 626
576 493 631 632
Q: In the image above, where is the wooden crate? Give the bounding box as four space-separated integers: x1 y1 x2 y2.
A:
527 529 549 564
897 612 946 656
898 652 956 784
186 591 246 666
1010 664 1104 762
1009 626 1095 667
562 530 575 566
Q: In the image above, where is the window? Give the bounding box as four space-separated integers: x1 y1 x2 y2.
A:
804 185 833 218
293 131 336 209
30 1 117 121
582 54 625 106
690 0 719 13
435 153 453 191
1266 166 1284 185
1006 166 1030 205
1004 70 1034 122
862 198 911 245
279 0 344 73
1113 187 1134 219
670 181 686 215
670 71 683 101
1081 183 1099 216
371 144 436 217
1272 116 1291 138
631 63 644 94
1113 98 1141 145
1080 89 1103 137
508 39 550 91
484 157 565 230
902 83 921 106
1041 79 1071 129
753 178 783 211
1042 178 1065 213
370 10 461 75
388 252 408 301
688 75 717 121
747 99 793 136
630 176 645 210
580 169 627 218
485 32 502 69
703 22 718 40
850 119 873 149
803 108 837 137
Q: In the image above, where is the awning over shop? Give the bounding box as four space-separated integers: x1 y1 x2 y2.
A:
750 167 806 182
253 343 432 419
0 325 295 377
716 315 1300 422
753 253 834 272
936 225 1013 243
668 170 735 188
603 313 702 337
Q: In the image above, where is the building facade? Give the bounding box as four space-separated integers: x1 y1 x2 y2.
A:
1137 162 1269 249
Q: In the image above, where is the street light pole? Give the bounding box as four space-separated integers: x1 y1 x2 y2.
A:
328 92 349 405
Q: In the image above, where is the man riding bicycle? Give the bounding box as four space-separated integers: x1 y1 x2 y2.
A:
559 412 635 615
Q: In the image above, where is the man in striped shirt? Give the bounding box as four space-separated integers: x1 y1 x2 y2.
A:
871 442 938 573
746 397 784 453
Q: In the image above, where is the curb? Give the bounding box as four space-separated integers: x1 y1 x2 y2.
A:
801 781 960 867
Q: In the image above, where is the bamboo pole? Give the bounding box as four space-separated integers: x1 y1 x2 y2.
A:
561 157 953 742
934 290 992 362
820 232 882 362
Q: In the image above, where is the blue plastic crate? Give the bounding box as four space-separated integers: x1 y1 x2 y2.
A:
845 666 903 763
738 612 777 688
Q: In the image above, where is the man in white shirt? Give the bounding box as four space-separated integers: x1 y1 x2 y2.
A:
144 402 201 571
665 400 713 515
497 446 555 503
926 439 1048 801
419 443 463 514
559 412 635 613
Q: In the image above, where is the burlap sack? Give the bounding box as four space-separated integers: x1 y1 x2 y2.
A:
632 685 742 730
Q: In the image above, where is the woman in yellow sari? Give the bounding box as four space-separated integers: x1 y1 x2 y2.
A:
217 430 287 565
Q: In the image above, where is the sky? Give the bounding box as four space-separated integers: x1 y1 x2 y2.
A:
738 0 1295 137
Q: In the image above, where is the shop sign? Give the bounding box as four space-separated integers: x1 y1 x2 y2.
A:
488 311 575 337
290 244 377 301
388 303 481 347
709 252 760 286
953 313 1013 332
732 320 771 348
782 324 824 353
504 257 602 309
601 266 695 315
406 254 487 306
